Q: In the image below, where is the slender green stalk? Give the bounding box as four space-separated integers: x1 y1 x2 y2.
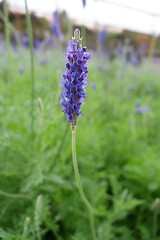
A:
3 0 10 82
81 25 86 46
22 217 30 239
35 195 43 240
72 130 97 240
0 9 21 47
0 189 32 200
24 0 35 143
149 34 157 59
153 207 158 238
4 0 10 46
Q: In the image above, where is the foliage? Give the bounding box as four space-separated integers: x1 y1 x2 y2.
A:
0 47 160 240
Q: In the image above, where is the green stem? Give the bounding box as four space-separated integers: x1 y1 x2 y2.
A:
4 0 10 46
0 9 21 47
24 0 35 145
153 206 159 238
72 130 97 240
149 34 157 59
3 0 10 82
35 195 42 240
0 189 32 200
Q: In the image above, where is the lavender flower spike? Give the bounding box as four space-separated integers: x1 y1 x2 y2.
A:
60 29 91 131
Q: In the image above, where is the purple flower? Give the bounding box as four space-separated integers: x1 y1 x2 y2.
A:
12 44 19 53
135 99 141 107
98 66 104 72
97 28 107 44
145 87 151 94
130 52 139 66
21 35 40 49
40 36 55 48
115 45 123 55
40 59 47 66
34 39 40 49
51 11 63 39
153 57 160 64
129 84 135 91
82 0 86 8
60 29 91 129
90 82 96 89
21 35 29 48
140 43 147 55
19 66 24 74
134 106 149 114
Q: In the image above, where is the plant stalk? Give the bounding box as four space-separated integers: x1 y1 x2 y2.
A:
3 0 10 82
72 130 97 240
24 0 35 146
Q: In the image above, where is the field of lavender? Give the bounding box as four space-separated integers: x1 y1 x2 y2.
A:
0 39 160 240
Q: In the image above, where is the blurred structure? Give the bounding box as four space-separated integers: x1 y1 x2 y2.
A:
50 10 63 39
0 0 160 56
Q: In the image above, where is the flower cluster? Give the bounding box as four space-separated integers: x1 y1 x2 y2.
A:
134 106 149 114
51 11 63 39
60 29 91 129
82 0 86 8
97 28 107 44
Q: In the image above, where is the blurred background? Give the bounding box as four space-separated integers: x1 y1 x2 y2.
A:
0 0 160 240
1 0 160 53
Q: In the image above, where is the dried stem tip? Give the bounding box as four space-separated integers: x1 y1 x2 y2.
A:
72 28 83 49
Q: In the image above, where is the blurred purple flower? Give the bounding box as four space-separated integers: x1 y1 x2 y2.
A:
130 53 139 66
135 99 141 107
21 35 29 48
129 84 135 91
140 43 147 55
97 28 107 44
98 65 104 72
82 0 86 8
34 39 40 49
115 45 123 55
145 87 151 94
40 36 55 48
19 66 24 74
51 11 63 39
134 106 149 114
153 57 160 64
90 82 96 89
12 44 19 53
21 35 40 49
40 59 47 66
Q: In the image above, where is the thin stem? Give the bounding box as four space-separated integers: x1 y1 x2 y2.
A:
149 34 157 59
24 0 35 144
35 195 42 240
3 0 10 82
0 9 21 47
22 217 30 239
72 130 97 240
0 189 32 200
153 206 159 238
4 0 10 46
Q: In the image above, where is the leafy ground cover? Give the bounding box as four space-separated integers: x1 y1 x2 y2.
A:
0 47 160 240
